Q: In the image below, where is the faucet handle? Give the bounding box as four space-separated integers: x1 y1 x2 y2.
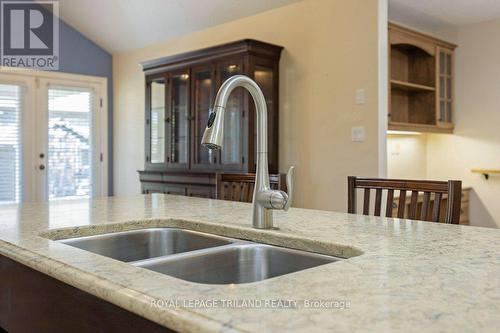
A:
283 166 295 211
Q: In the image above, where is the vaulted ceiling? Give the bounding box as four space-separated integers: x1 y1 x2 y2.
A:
390 0 500 30
48 0 301 54
45 0 500 54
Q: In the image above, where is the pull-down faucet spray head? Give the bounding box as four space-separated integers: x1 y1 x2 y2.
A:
201 104 225 150
202 74 268 152
201 74 243 151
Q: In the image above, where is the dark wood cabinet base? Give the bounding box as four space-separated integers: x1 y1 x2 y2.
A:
0 255 174 333
139 170 216 198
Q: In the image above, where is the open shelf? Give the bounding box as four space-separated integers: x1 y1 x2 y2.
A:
390 89 436 125
390 80 435 92
471 169 500 180
390 44 435 87
390 40 437 127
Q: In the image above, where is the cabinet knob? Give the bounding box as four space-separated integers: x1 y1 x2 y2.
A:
165 117 171 123
39 164 45 170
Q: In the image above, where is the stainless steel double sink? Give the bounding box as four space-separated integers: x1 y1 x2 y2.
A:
58 228 341 284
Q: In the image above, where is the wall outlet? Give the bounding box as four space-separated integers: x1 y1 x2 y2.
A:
355 89 365 105
352 126 365 142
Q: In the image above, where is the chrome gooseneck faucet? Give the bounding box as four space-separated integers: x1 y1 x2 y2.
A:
201 75 294 229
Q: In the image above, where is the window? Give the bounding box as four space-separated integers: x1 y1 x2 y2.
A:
48 86 93 200
0 84 22 203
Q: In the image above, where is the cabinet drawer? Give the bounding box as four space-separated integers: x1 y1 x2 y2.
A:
142 183 164 194
139 172 163 182
187 186 215 199
141 183 187 196
163 185 187 196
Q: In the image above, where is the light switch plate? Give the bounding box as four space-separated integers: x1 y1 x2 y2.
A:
352 126 365 142
355 89 365 105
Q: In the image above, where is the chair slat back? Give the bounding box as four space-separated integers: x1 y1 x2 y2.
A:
348 177 462 224
216 173 286 203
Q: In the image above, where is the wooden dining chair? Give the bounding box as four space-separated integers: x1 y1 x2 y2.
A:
347 177 462 224
216 173 286 202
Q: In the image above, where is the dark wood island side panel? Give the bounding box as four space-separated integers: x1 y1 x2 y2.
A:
0 255 175 333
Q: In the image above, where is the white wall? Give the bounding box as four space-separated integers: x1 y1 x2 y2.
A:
113 0 386 212
387 19 500 228
426 18 500 228
387 133 427 179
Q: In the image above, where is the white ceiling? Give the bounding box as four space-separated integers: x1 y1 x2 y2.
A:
389 0 500 30
48 0 301 54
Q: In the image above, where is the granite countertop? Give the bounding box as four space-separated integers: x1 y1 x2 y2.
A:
0 194 499 332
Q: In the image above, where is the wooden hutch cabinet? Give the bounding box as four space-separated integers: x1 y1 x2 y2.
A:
389 23 457 133
138 39 283 197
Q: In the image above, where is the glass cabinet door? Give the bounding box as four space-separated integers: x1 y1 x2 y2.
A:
191 66 218 169
218 60 244 169
253 62 278 172
147 77 166 167
166 71 190 168
438 48 453 127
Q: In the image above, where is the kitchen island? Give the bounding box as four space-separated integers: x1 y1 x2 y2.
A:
0 194 499 332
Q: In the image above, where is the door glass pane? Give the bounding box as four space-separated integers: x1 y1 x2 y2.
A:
446 101 452 123
150 80 165 163
446 54 452 75
48 86 93 200
193 69 215 165
446 78 452 99
169 73 189 164
440 52 446 75
0 84 22 203
221 63 242 165
440 100 446 122
439 77 445 99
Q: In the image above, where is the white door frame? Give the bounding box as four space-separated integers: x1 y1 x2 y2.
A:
0 68 108 200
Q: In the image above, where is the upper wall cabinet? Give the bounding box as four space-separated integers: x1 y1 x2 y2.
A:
140 40 283 197
389 23 457 133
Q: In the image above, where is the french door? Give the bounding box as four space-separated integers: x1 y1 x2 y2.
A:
0 71 107 203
